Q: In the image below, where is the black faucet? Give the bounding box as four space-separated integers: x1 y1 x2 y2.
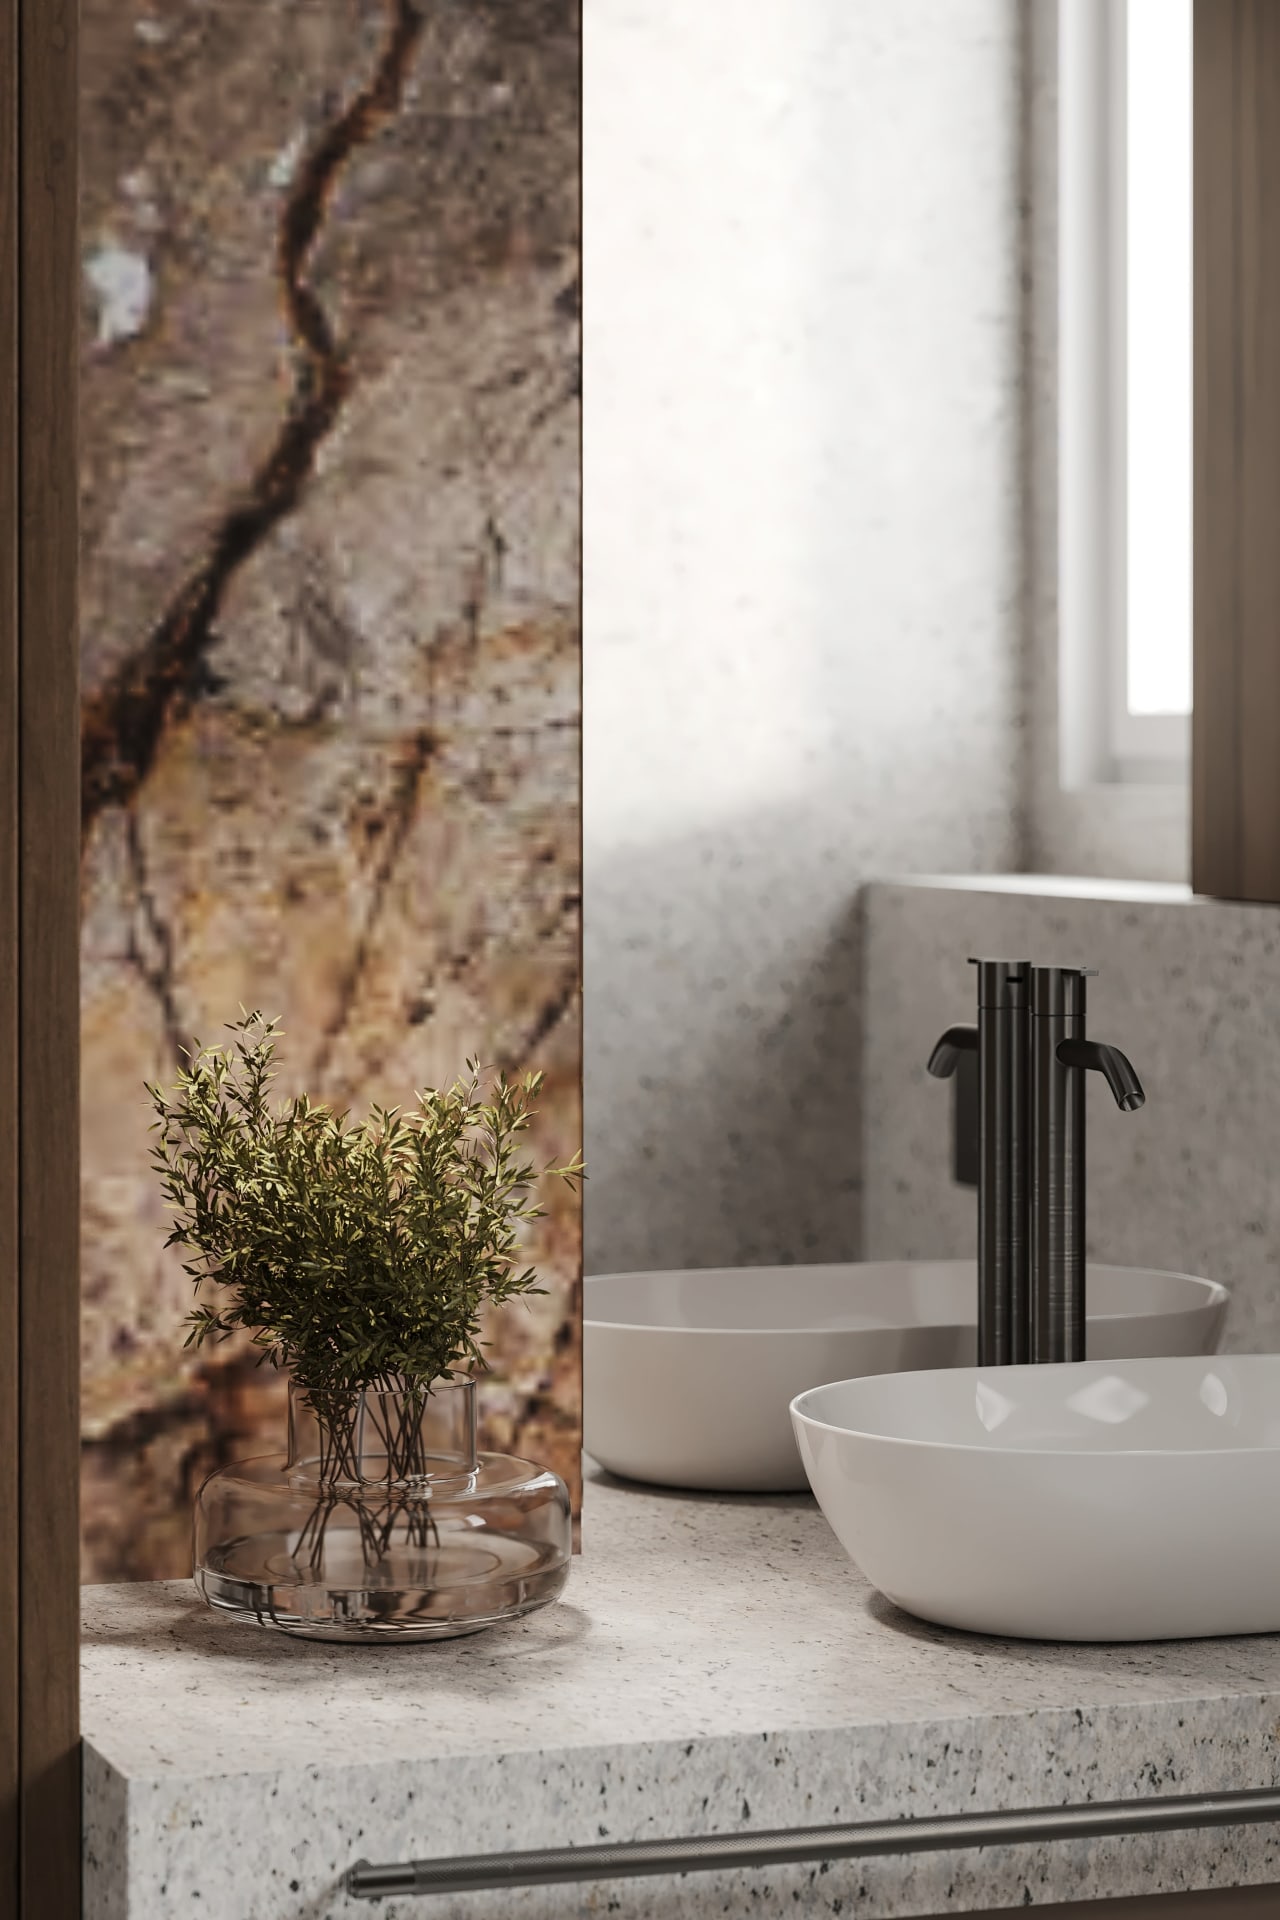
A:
928 959 1145 1365
927 959 1031 1366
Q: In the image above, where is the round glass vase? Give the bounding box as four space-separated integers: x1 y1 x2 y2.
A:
193 1379 571 1642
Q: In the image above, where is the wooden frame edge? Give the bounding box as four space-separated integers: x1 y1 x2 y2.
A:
10 0 80 1915
1192 0 1280 901
0 0 19 1905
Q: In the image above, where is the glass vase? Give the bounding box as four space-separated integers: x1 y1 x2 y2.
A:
193 1378 570 1641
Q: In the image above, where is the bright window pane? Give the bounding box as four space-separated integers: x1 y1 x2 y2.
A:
1125 0 1192 717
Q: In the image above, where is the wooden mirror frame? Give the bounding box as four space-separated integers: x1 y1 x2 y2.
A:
1 1 80 1915
1193 0 1280 901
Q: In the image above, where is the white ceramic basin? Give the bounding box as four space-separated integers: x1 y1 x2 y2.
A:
585 1262 1227 1493
792 1355 1280 1642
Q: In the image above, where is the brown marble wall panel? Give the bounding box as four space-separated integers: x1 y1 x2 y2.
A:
78 0 582 1581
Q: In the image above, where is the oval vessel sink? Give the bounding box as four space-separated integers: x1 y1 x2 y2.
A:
585 1262 1227 1493
792 1355 1280 1642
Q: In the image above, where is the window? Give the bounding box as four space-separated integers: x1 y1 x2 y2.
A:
1059 0 1192 788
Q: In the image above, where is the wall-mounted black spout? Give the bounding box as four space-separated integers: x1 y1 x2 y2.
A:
929 959 1144 1366
927 958 1030 1366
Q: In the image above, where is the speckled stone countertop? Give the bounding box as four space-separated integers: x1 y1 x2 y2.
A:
82 1467 1280 1920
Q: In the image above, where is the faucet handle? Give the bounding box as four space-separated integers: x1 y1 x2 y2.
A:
927 1025 978 1079
968 957 1031 1008
1029 963 1102 1020
1057 1037 1145 1112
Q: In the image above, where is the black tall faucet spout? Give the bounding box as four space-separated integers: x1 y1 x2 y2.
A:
1056 1038 1145 1112
926 1026 978 1078
928 959 1031 1367
929 959 1144 1366
1029 967 1144 1362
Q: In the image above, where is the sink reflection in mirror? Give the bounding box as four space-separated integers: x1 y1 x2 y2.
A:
585 1262 1227 1493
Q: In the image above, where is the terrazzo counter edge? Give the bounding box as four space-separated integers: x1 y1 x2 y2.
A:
82 1469 1280 1920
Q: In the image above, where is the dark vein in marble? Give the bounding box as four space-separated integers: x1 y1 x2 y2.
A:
80 0 427 841
311 726 438 1087
498 942 581 1077
124 812 188 1066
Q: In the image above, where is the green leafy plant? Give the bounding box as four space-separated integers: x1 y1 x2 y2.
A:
147 1010 581 1407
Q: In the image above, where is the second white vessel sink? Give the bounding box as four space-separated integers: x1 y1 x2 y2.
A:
792 1356 1280 1642
585 1262 1227 1492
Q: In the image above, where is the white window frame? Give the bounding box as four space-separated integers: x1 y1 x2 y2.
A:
1058 0 1191 791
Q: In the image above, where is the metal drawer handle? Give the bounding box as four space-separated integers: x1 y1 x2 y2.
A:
346 1783 1280 1900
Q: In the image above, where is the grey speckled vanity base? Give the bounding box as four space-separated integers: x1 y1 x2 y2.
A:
83 1469 1280 1920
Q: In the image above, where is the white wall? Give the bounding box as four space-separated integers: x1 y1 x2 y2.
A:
584 0 1026 1272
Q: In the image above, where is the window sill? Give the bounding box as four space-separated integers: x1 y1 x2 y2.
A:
880 871 1280 915
888 871 1193 905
